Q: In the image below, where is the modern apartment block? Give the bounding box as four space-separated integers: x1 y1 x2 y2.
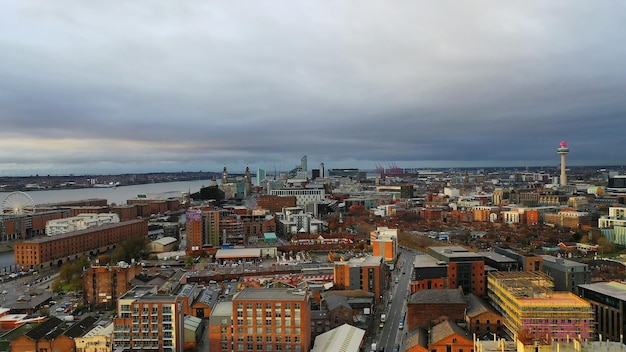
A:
427 246 486 296
269 188 325 210
578 281 626 342
598 207 626 228
186 208 220 250
371 227 398 262
333 256 386 303
209 288 312 352
487 271 593 342
45 213 119 236
112 286 185 352
275 207 326 236
14 219 148 269
494 247 543 271
540 255 590 293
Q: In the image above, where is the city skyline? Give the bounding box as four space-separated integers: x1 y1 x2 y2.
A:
1 1 625 176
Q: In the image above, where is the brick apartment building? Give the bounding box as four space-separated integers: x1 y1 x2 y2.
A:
465 293 504 337
83 262 143 308
186 208 220 250
472 206 499 223
186 207 276 249
67 206 110 217
333 256 387 304
209 288 312 352
14 219 148 269
543 209 591 229
239 212 276 241
110 205 140 221
257 195 297 214
127 198 181 216
407 289 466 330
427 246 486 296
0 209 69 242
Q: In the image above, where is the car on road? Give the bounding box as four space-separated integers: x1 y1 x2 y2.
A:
1 290 7 294
379 322 384 329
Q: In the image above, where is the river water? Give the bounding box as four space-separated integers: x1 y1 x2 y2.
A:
1 179 219 206
0 179 220 269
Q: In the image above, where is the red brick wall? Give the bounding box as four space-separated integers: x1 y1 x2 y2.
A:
407 303 466 330
257 196 297 214
466 311 504 336
11 335 75 352
429 334 473 352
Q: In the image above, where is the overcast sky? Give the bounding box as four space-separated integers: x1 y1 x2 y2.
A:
1 1 625 176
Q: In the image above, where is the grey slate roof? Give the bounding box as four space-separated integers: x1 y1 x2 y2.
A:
65 316 97 338
410 289 465 305
431 320 470 344
465 294 499 318
25 317 65 340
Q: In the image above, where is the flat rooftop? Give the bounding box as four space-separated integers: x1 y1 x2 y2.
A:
22 219 145 243
215 248 261 259
579 281 626 301
339 255 383 267
477 251 517 263
429 246 483 260
519 292 591 308
234 288 308 301
540 255 588 268
413 254 446 268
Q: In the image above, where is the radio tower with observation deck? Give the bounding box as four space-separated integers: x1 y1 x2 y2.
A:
557 141 569 186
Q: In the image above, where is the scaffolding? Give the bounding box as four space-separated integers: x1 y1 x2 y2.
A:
488 271 593 343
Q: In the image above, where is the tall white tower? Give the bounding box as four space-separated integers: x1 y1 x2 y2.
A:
557 141 569 186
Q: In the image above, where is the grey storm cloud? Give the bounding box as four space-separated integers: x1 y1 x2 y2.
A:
1 0 625 175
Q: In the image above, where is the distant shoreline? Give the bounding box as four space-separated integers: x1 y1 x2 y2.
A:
0 171 224 193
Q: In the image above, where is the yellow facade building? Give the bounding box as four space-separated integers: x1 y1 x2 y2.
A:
487 271 593 343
